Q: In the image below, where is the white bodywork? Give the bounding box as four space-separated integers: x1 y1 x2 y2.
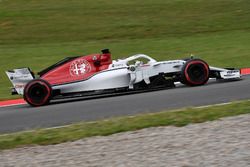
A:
6 54 241 95
53 54 186 94
6 68 34 95
209 66 241 79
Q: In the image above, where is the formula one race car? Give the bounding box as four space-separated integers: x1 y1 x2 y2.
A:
6 49 241 106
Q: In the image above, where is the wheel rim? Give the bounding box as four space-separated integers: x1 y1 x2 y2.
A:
187 64 206 82
25 80 51 106
29 83 48 101
184 61 209 85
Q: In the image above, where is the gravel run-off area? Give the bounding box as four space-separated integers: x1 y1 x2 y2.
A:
0 114 250 167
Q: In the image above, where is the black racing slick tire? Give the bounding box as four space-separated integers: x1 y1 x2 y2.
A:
181 59 210 86
24 79 52 107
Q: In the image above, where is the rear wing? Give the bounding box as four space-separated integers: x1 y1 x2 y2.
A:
5 68 35 95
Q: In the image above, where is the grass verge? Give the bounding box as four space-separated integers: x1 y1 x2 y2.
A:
0 100 250 150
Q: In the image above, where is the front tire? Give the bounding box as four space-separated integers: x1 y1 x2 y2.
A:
24 79 52 107
181 59 210 86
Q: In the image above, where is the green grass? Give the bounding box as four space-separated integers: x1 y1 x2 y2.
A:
0 0 250 99
0 100 250 150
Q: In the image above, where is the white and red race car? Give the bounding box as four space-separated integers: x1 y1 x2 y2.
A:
6 49 242 106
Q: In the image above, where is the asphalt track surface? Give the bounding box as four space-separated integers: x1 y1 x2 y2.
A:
1 76 250 134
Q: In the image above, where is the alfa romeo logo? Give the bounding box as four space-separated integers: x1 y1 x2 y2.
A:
69 58 91 76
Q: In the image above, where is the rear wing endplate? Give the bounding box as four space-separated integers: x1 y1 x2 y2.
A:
5 68 34 95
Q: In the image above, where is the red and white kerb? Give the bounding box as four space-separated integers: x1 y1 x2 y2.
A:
240 68 250 75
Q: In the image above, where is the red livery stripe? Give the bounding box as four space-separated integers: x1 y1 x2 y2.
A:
240 68 250 75
0 99 26 107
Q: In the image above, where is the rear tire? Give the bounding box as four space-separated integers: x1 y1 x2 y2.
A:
181 59 209 86
24 79 52 107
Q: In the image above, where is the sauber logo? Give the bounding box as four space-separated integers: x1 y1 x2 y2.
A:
69 58 91 76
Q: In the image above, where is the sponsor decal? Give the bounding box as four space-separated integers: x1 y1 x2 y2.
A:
163 61 182 65
9 75 31 80
15 84 25 89
227 70 239 74
224 71 238 76
69 58 91 76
